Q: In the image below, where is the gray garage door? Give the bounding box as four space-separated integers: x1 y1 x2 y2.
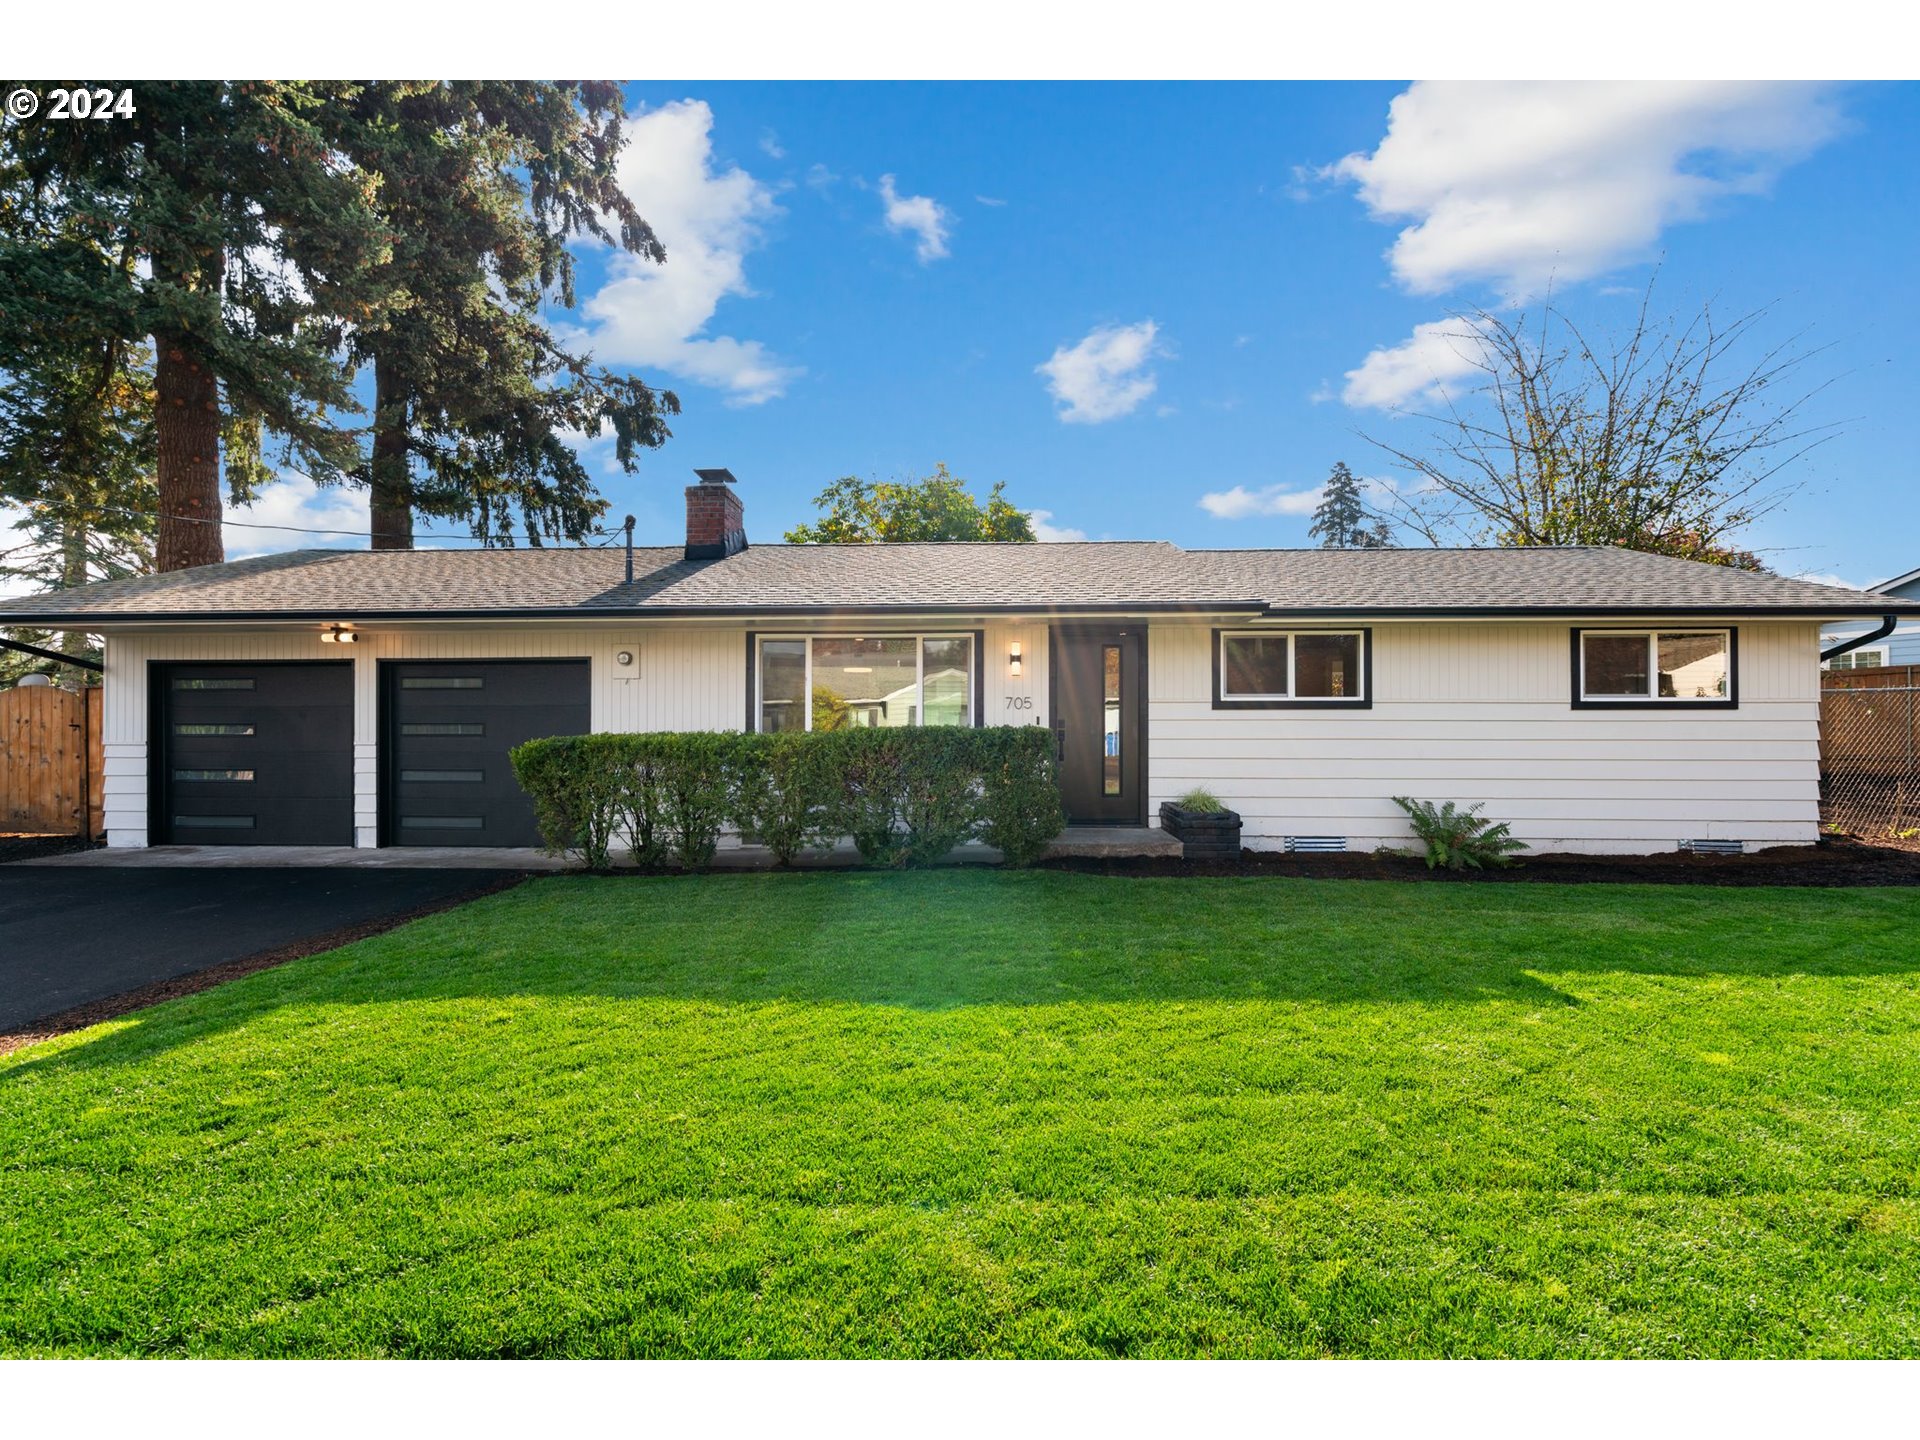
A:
382 660 591 847
156 662 354 845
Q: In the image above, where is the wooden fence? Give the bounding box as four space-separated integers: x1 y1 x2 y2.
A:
0 684 103 837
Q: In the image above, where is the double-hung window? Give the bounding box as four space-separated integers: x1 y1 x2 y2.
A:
1573 628 1735 707
1213 629 1369 709
755 634 977 732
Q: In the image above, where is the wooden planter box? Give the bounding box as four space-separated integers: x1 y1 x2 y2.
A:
1159 802 1242 860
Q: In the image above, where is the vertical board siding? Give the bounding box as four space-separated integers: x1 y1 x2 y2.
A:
1148 620 1820 854
103 625 748 846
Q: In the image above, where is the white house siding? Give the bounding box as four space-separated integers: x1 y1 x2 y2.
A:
102 624 746 847
1146 619 1821 855
101 616 1046 847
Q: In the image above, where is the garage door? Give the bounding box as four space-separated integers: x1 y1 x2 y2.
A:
156 662 354 845
383 660 591 847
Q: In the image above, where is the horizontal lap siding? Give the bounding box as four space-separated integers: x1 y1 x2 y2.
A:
1147 620 1820 854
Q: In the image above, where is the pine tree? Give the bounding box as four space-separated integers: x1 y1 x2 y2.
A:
1308 462 1392 549
0 81 389 570
336 82 678 548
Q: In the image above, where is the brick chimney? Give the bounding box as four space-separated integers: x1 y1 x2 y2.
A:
684 467 747 561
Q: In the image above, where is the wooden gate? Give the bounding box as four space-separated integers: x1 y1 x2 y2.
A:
0 685 103 837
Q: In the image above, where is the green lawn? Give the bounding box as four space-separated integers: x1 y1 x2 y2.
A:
3 871 1918 1357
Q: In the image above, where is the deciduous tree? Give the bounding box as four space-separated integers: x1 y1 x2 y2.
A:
1364 285 1824 570
785 465 1037 544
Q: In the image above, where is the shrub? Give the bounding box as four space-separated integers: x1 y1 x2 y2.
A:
733 731 838 866
1173 787 1225 814
976 727 1064 865
509 734 625 870
513 726 1065 872
658 732 737 870
1390 796 1528 871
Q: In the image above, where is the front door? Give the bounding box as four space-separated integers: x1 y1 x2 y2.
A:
1051 626 1144 824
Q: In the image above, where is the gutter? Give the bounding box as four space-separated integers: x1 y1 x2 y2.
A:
0 635 104 673
1821 614 1898 664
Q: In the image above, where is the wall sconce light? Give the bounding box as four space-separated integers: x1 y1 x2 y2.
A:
1008 641 1023 677
320 623 357 644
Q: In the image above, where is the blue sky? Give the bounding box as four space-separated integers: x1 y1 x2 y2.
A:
235 81 1920 587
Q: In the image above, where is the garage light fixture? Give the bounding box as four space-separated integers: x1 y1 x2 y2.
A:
1009 641 1023 678
321 623 357 644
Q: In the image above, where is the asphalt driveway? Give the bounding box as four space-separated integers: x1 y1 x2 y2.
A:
0 866 513 1031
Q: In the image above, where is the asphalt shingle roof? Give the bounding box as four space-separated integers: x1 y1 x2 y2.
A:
0 541 1909 623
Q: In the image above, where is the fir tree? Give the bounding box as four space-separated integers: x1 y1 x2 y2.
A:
336 82 678 548
1308 462 1392 549
0 81 389 570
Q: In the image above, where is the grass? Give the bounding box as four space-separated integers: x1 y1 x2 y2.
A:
3 870 1919 1358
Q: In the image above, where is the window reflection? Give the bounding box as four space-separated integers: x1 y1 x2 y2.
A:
1103 644 1121 796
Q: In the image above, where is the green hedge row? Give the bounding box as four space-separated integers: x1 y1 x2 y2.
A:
509 727 1064 871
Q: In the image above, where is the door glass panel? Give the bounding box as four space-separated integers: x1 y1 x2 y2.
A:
1103 644 1121 796
812 637 917 729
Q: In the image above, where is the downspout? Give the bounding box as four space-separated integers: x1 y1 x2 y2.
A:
0 636 104 674
1821 615 1898 665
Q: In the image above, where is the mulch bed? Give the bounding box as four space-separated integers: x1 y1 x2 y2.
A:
1040 835 1920 887
0 834 100 864
0 872 529 1059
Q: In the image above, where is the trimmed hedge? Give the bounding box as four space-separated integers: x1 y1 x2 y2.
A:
510 727 1064 871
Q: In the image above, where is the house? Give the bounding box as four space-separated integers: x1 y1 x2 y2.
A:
1821 565 1920 669
2 469 1914 856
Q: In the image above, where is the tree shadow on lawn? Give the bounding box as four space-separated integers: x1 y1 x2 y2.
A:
9 870 1920 1076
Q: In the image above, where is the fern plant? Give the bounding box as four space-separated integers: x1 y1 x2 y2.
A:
1390 796 1528 871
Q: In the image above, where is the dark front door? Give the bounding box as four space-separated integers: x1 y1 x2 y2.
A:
383 660 590 847
155 661 353 845
1051 626 1145 824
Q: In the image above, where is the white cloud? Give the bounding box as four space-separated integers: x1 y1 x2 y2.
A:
878 174 954 263
1330 81 1843 300
576 100 800 406
1341 316 1488 411
1028 509 1088 542
1037 320 1165 424
805 163 838 191
974 194 1007 208
223 475 371 558
758 130 785 160
1197 484 1325 521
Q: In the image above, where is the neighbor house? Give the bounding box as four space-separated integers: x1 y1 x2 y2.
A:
1821 565 1920 669
3 470 1914 856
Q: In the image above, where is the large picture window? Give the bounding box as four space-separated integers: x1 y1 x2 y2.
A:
754 635 977 732
1573 629 1735 707
1214 629 1369 708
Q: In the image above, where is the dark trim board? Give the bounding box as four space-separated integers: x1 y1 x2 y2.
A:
1568 626 1741 710
1210 626 1374 711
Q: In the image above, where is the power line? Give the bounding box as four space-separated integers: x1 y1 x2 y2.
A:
9 498 626 549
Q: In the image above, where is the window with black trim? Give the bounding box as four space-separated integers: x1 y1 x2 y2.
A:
1214 629 1369 708
754 634 977 732
1573 628 1735 706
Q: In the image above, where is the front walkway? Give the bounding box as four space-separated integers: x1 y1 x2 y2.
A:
19 827 1183 869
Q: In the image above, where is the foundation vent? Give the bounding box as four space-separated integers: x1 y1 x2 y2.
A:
1680 839 1745 856
1285 836 1348 854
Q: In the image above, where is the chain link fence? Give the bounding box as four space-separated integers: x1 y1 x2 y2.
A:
1821 665 1920 842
